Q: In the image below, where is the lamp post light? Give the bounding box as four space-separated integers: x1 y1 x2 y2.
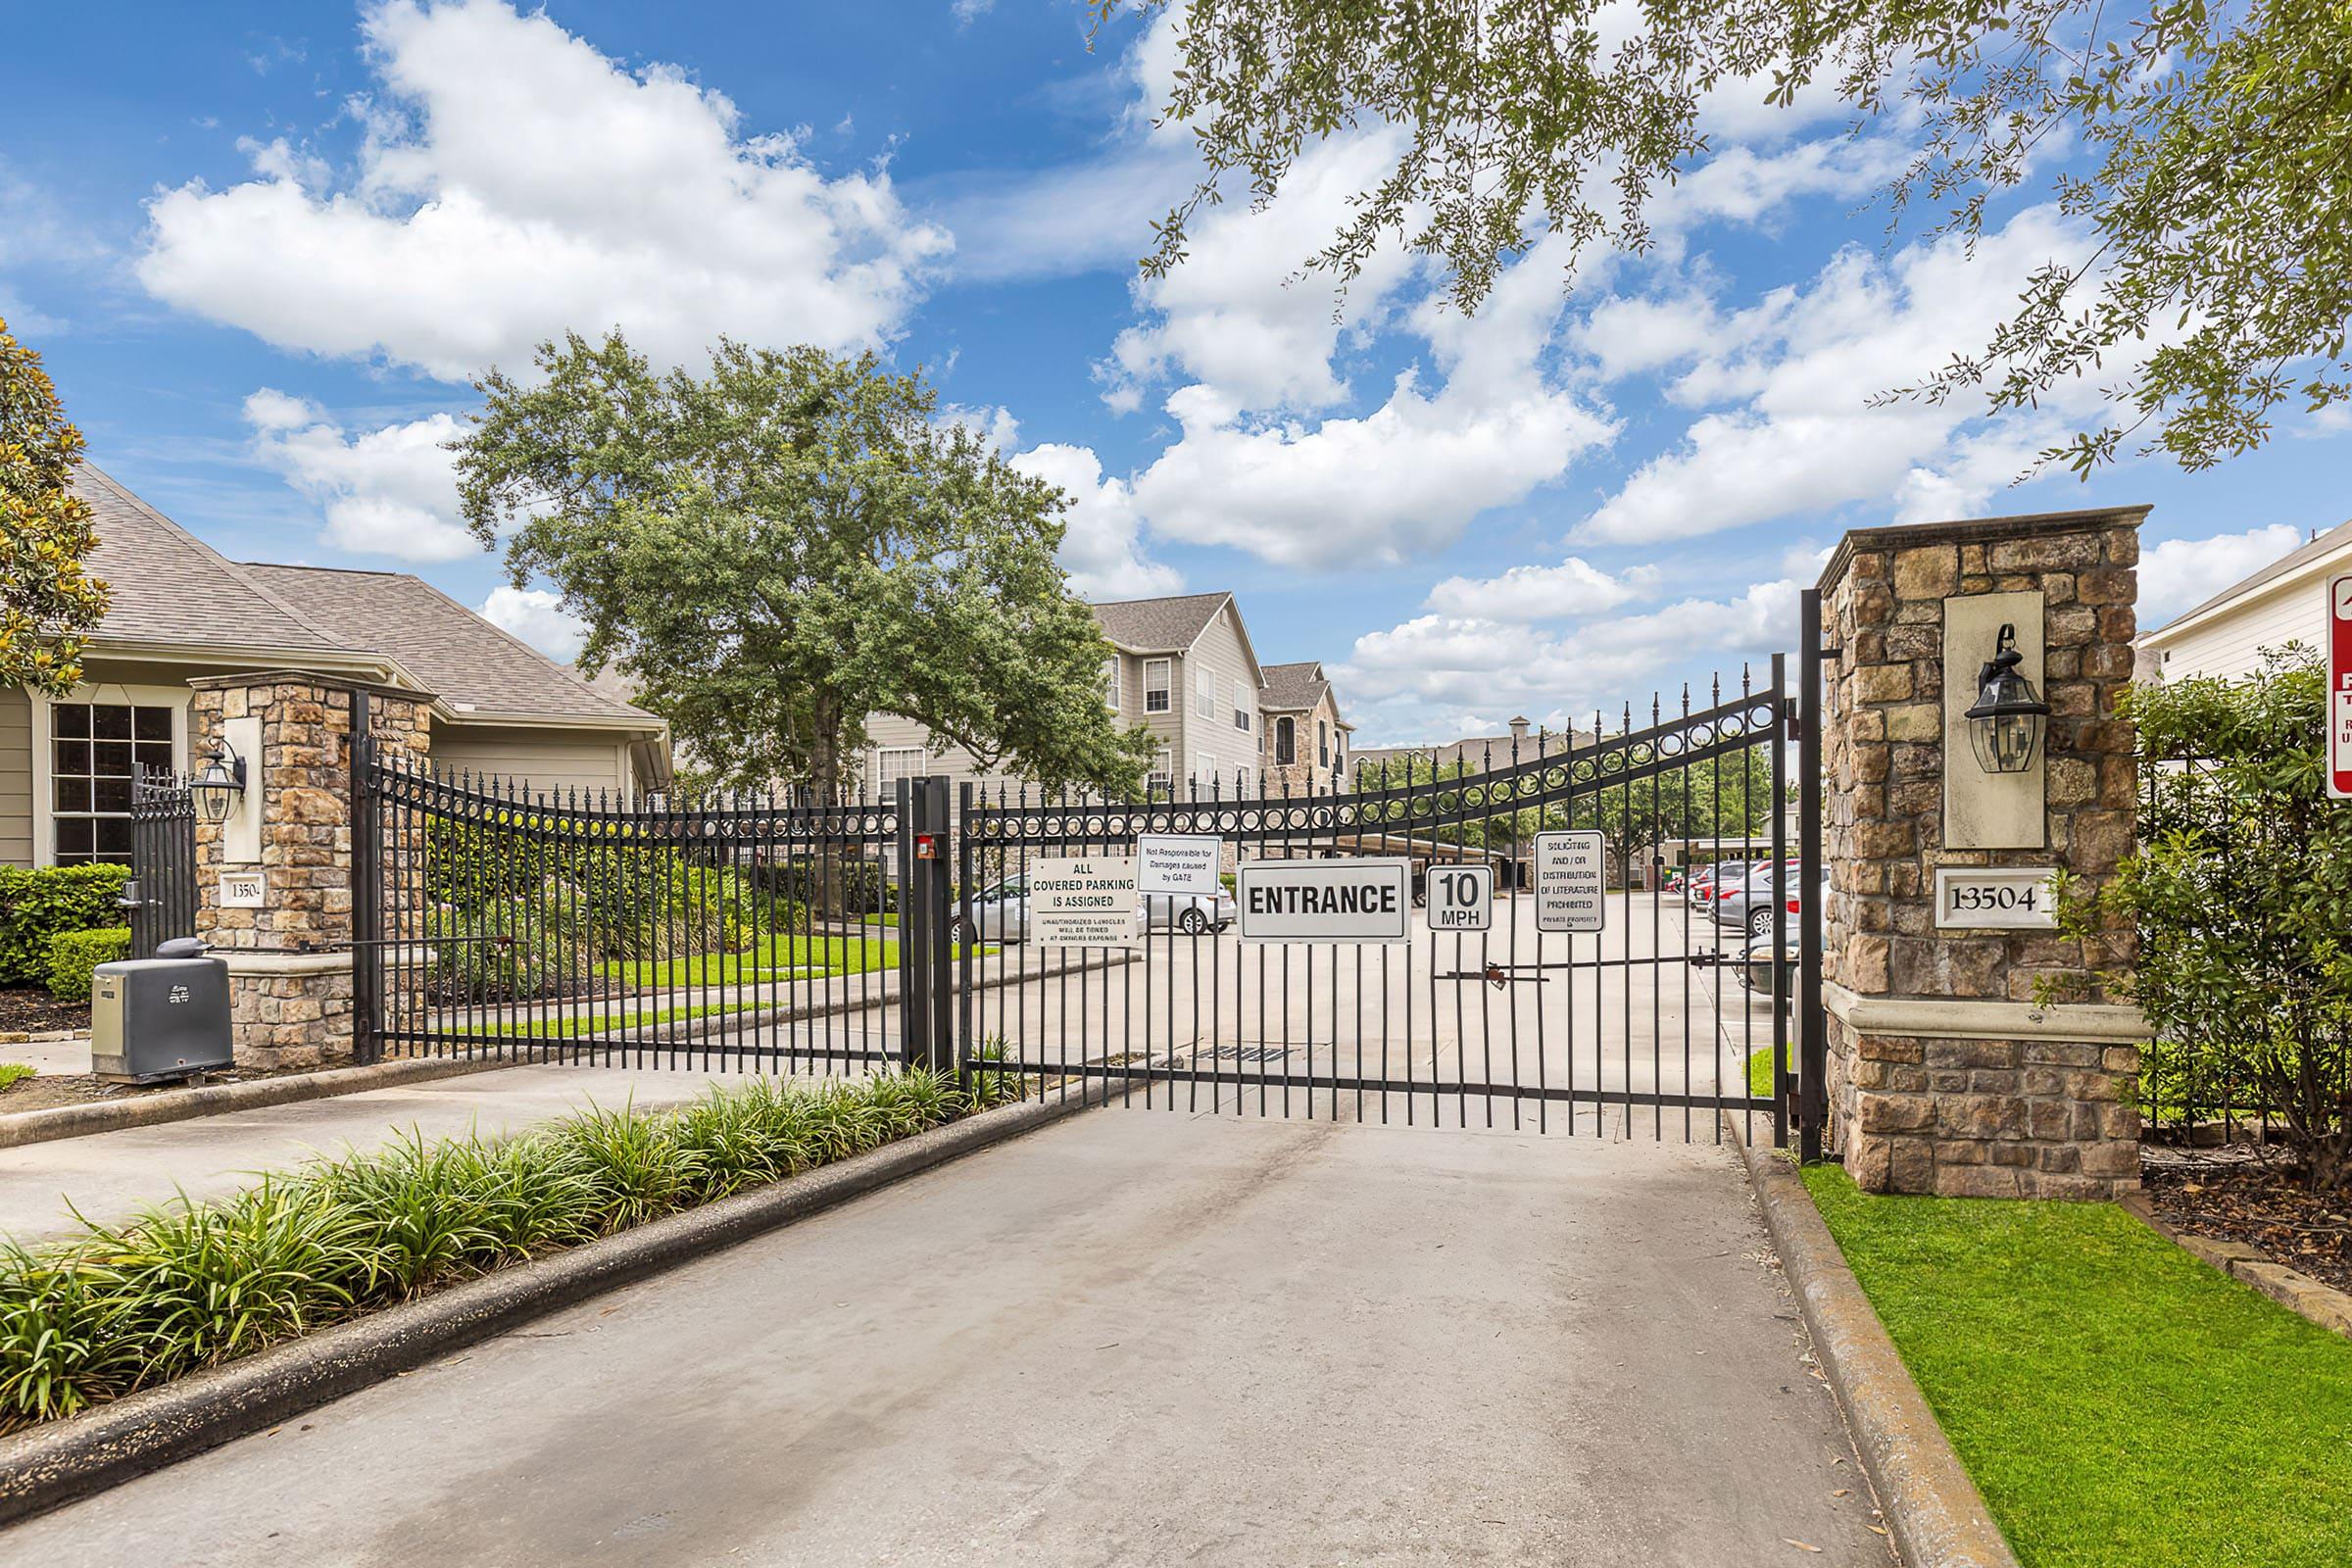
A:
1962 622 2050 774
189 740 248 825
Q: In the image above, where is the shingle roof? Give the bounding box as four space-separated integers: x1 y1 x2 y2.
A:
241 564 658 727
1091 592 1233 652
76 466 351 655
2149 518 2352 636
1259 661 1331 712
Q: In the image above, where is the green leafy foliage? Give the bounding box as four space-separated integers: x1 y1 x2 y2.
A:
44 926 129 1001
0 315 112 698
0 864 130 986
2054 649 2352 1188
1103 0 2352 474
452 333 1155 797
0 1067 1005 1432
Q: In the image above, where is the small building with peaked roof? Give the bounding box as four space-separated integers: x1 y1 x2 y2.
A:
1 466 668 867
1257 660 1354 794
864 589 1344 800
2134 518 2352 684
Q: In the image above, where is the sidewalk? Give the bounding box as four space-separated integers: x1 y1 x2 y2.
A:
0 1056 868 1246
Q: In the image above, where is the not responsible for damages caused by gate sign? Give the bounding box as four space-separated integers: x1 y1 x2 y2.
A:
1236 858 1411 943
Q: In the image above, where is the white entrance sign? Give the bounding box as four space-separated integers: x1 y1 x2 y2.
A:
1426 863 1492 932
218 870 266 909
1029 857 1140 948
2330 572 2352 799
1934 866 2057 930
1237 858 1411 944
1533 831 1606 932
1137 834 1222 896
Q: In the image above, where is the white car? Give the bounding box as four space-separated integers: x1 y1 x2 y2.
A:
968 875 1237 941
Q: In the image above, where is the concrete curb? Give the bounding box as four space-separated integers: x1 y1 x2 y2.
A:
1730 1125 2021 1568
2119 1191 2352 1339
0 1088 1096 1528
0 1055 509 1151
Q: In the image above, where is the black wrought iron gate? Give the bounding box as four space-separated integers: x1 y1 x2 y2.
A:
956 629 1827 1152
355 610 1825 1154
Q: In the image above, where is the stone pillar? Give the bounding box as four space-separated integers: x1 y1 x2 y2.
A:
1817 508 2147 1199
188 672 430 1070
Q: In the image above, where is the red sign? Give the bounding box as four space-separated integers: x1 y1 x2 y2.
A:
2331 573 2352 799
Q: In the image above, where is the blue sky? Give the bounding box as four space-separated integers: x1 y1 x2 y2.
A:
5 1 2346 744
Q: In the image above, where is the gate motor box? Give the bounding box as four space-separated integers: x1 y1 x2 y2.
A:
90 941 232 1084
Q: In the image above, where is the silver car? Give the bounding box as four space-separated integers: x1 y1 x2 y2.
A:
968 875 1237 942
1711 863 1803 941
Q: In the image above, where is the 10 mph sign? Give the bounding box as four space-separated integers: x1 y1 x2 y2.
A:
2334 573 2352 799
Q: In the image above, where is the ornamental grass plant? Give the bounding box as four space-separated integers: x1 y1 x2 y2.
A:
0 1067 991 1432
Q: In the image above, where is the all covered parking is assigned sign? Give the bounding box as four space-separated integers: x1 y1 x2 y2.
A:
2333 573 2352 800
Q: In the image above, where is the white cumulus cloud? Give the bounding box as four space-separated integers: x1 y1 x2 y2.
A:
139 0 946 382
242 389 475 563
479 584 588 662
2139 524 2303 627
1008 441 1182 600
1425 558 1656 621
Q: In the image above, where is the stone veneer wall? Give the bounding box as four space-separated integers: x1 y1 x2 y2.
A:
189 675 429 1069
1819 508 2147 1199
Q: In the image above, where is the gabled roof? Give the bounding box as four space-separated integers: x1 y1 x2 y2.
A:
1091 591 1235 653
76 466 354 657
242 564 658 729
1259 660 1333 713
2144 518 2352 640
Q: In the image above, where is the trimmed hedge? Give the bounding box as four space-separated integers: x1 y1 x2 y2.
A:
47 927 131 1001
0 865 130 986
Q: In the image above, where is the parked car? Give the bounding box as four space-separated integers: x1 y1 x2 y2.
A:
1734 929 1800 995
1711 863 1813 940
968 875 1237 942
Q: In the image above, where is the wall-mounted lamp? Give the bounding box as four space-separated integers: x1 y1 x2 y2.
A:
1963 622 2050 774
190 740 248 825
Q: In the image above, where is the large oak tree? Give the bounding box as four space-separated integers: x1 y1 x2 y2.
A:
454 333 1155 800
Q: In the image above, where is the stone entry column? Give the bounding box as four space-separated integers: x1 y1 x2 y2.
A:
1817 508 2147 1199
187 672 430 1069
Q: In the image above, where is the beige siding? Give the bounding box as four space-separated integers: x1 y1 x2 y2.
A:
862 711 1012 795
430 724 634 798
1179 603 1262 792
0 686 30 868
2150 573 2331 684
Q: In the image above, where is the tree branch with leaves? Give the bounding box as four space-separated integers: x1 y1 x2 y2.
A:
1097 0 2352 475
0 318 110 699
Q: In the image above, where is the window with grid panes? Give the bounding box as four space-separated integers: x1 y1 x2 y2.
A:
50 702 174 864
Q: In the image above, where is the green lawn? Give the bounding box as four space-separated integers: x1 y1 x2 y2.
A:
599 931 993 991
1805 1165 2352 1567
483 999 765 1041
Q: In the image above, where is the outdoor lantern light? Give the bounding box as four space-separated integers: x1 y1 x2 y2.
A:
1963 622 2050 775
189 740 248 825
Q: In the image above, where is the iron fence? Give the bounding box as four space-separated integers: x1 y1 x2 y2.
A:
355 747 916 1074
128 769 197 958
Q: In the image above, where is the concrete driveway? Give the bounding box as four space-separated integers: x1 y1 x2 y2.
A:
4 1107 1891 1566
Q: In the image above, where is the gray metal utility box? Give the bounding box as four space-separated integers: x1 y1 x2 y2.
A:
91 955 232 1084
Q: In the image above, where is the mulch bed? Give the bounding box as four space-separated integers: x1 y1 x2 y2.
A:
0 988 89 1036
2144 1154 2352 1298
0 1063 336 1116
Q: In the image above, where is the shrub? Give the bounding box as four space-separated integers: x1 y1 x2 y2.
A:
2055 649 2352 1191
0 1067 990 1432
45 927 130 1001
0 865 129 985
